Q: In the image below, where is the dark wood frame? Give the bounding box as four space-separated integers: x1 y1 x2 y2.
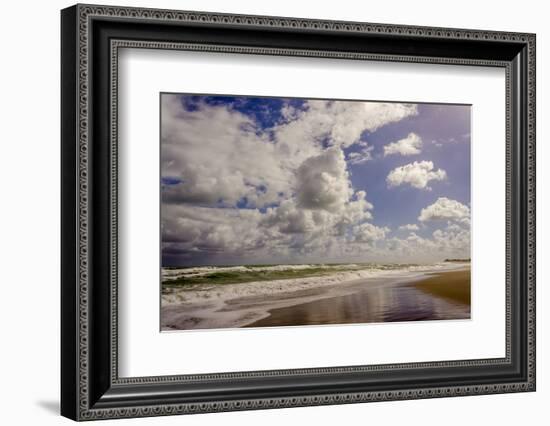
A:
61 3 536 421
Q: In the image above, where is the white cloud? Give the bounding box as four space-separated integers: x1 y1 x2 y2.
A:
161 95 470 264
162 204 271 259
320 101 418 148
334 190 374 232
162 200 470 265
348 145 374 165
260 189 373 238
353 223 390 244
260 199 316 235
161 96 418 210
377 199 471 261
274 100 418 150
386 161 447 190
295 147 353 212
161 95 293 208
383 132 422 156
418 197 470 223
446 222 463 232
385 221 470 261
162 195 377 265
398 223 419 231
432 227 470 253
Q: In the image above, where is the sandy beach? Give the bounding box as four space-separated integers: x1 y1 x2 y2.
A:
161 263 470 331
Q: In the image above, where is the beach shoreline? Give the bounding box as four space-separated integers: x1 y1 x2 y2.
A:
161 262 470 331
246 266 470 328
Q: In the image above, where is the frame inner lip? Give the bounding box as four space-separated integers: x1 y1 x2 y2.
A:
110 39 512 384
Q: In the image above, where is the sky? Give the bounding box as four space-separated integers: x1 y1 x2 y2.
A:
160 93 471 266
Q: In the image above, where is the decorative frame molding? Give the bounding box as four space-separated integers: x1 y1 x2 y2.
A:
61 4 535 421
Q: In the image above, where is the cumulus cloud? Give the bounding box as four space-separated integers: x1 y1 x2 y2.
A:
386 161 447 190
161 95 294 208
274 100 418 150
334 191 374 233
162 204 270 263
418 197 470 223
161 96 418 210
353 223 390 244
260 199 317 235
162 193 376 265
261 190 373 239
162 143 376 264
377 198 471 261
295 148 353 212
398 223 419 231
161 94 469 265
385 223 470 260
383 133 423 156
432 227 470 253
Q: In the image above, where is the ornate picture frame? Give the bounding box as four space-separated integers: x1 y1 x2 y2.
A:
61 4 535 421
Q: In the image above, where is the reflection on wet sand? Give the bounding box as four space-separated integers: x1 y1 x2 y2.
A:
247 278 469 328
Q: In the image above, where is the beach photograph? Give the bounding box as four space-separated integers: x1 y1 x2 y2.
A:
160 93 471 331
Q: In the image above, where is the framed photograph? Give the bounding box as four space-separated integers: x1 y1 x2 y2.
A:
61 4 536 421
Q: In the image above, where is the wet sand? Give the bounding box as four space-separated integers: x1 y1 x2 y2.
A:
246 268 470 328
413 269 470 305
